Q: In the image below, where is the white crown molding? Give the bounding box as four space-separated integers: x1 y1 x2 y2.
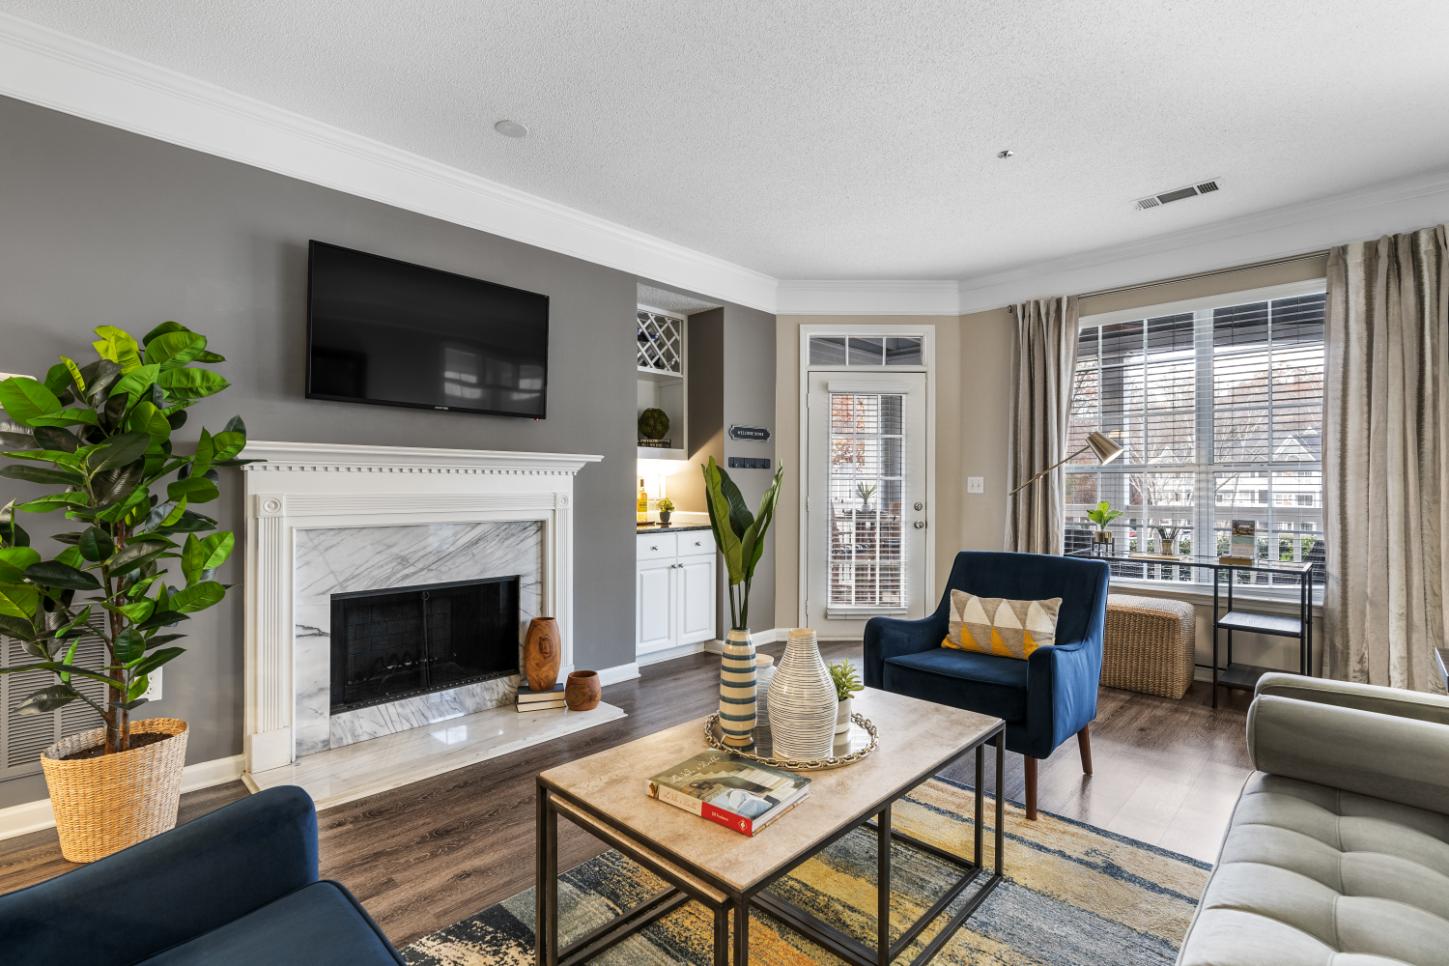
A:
952 167 1449 314
0 13 778 313
774 280 961 317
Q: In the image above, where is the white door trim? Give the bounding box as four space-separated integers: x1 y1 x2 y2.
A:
797 325 936 631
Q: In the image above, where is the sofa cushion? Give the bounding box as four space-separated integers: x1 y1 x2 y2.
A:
143 880 401 965
1177 772 1449 966
882 647 1028 722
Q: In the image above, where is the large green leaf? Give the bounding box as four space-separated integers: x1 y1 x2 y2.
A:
93 463 143 506
79 358 122 407
157 367 229 401
126 400 172 439
0 377 62 426
2 448 87 471
32 426 80 453
169 580 225 613
0 546 41 582
109 364 161 403
78 527 115 563
182 532 234 584
109 544 170 577
167 475 219 504
130 646 184 676
26 408 99 428
0 583 39 619
92 325 143 372
14 492 88 513
113 628 146 664
212 428 246 462
739 465 784 584
0 431 36 451
716 467 754 539
88 432 152 473
16 684 78 716
0 464 85 486
702 458 744 585
144 330 208 368
25 561 100 591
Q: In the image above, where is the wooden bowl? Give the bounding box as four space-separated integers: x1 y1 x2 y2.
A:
564 670 601 712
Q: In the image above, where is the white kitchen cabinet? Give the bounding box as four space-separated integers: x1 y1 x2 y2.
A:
636 531 717 657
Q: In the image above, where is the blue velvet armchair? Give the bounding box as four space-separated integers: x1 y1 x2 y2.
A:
0 785 401 965
864 551 1110 819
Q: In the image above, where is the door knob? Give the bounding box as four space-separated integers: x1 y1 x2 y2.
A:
914 501 925 511
913 520 927 529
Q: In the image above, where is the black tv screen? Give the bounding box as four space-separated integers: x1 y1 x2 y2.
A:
307 241 549 418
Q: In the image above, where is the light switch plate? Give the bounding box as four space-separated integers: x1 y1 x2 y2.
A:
966 476 985 494
142 668 162 702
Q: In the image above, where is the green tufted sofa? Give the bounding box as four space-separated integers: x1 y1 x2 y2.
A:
1177 673 1449 966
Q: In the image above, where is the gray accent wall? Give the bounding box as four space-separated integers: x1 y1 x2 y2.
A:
0 95 676 806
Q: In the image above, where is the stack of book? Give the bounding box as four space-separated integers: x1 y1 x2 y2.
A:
646 751 810 836
515 683 566 712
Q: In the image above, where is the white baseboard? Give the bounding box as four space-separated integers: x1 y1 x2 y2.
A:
637 641 707 667
596 662 641 687
0 753 245 842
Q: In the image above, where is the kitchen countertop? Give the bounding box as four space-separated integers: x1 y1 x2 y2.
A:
635 523 712 535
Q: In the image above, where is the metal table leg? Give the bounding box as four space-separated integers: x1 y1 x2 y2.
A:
733 896 750 965
536 782 558 966
877 805 891 965
714 904 729 966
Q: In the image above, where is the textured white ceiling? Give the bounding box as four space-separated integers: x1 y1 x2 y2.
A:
5 1 1449 281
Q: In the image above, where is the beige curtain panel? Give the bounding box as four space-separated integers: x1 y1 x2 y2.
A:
1008 296 1079 554
1324 225 1449 692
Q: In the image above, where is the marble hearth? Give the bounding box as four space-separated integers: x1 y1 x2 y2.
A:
240 442 613 796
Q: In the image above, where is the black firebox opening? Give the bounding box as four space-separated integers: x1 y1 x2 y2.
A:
329 576 520 715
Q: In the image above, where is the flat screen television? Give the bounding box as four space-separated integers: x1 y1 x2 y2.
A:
307 241 549 418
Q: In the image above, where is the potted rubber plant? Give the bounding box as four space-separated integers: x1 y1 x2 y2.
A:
0 323 247 862
1086 500 1121 553
828 660 864 734
701 456 783 746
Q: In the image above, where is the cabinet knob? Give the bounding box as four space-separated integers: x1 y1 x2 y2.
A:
650 545 659 551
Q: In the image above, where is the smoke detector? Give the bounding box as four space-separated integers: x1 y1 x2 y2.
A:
1135 178 1220 211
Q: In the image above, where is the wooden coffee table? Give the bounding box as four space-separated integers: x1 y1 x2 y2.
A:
535 687 1005 965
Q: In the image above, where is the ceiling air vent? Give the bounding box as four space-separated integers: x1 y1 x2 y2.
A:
1135 178 1221 211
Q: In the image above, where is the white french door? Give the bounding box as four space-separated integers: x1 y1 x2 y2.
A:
805 372 929 637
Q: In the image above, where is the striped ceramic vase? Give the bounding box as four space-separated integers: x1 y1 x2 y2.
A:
718 628 758 746
767 628 837 760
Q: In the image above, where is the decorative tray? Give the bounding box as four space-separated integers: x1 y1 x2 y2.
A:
703 712 878 771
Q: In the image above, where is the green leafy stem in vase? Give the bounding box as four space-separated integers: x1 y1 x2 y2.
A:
701 456 783 632
0 323 250 755
828 660 864 703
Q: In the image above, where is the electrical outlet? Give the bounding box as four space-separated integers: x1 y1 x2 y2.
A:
966 476 985 495
142 668 162 702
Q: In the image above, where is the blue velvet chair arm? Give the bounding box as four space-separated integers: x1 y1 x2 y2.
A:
1024 633 1105 758
0 785 319 963
863 612 947 688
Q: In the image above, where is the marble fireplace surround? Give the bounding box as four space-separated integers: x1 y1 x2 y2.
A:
240 441 603 779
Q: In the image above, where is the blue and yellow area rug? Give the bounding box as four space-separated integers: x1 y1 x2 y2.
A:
404 775 1209 965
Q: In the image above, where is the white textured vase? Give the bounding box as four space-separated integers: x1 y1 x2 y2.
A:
835 696 854 734
755 653 776 723
718 628 757 746
767 628 837 759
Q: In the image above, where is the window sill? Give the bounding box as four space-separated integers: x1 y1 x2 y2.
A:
1107 577 1323 618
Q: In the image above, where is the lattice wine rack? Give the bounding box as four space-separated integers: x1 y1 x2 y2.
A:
636 310 683 375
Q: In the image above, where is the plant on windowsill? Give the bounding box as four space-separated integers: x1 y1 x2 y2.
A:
1086 500 1121 552
828 660 864 734
702 456 783 746
0 323 249 862
855 481 876 511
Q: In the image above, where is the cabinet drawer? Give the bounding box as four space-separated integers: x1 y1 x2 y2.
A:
637 532 678 560
676 531 714 557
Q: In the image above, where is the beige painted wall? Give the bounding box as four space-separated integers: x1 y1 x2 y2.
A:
773 255 1329 677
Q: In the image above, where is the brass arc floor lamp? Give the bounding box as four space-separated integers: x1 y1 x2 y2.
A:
1011 431 1124 494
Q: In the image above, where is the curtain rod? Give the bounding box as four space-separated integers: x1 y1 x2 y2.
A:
1008 249 1332 310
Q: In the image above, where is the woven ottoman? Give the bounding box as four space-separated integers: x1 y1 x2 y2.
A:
1102 594 1196 699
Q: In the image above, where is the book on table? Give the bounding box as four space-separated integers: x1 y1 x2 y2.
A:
646 751 810 836
516 683 566 712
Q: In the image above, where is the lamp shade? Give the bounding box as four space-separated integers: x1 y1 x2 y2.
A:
1086 431 1123 466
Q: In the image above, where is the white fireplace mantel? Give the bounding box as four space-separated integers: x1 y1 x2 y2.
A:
240 441 603 776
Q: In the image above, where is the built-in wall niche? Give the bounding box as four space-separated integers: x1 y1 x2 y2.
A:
637 306 687 460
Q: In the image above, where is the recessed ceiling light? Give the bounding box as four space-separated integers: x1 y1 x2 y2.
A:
997 149 1014 159
494 119 528 139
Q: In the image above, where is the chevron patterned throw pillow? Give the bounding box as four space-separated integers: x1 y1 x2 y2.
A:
942 590 1062 660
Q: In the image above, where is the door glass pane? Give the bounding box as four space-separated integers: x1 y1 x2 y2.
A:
809 336 848 365
828 392 906 609
885 337 923 365
846 337 885 366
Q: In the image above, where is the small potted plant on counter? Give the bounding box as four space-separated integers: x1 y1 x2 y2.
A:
656 496 674 527
828 660 864 734
0 323 248 862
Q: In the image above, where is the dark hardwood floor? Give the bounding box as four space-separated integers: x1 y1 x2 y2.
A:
0 642 1253 946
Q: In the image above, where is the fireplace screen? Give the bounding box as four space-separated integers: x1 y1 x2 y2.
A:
330 576 520 714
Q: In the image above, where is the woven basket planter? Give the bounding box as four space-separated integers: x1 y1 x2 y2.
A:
1102 595 1196 699
40 717 189 863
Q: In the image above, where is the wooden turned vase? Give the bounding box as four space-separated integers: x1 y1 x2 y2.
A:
564 670 601 712
523 617 562 691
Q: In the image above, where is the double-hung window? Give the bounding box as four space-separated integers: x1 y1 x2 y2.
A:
1064 283 1326 591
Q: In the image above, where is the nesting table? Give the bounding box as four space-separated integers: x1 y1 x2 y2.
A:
535 688 1005 965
